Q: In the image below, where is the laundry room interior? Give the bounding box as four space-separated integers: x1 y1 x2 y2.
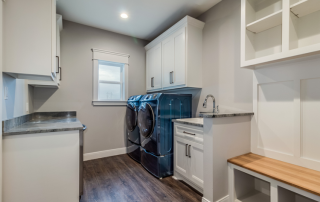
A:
1 0 320 202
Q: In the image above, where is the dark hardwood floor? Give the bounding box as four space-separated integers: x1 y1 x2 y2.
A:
80 154 202 202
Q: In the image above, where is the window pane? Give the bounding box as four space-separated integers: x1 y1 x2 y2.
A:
99 64 121 82
99 83 121 100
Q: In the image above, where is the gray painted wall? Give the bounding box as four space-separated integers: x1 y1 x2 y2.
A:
2 74 32 120
189 0 253 116
33 21 149 154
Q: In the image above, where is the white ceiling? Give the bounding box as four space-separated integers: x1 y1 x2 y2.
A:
56 0 221 41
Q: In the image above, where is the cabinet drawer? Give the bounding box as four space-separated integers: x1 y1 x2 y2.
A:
174 124 203 144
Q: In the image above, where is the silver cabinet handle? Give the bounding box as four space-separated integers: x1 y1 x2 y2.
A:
56 56 60 73
151 77 154 87
59 67 62 81
170 71 174 84
183 131 195 136
186 144 188 156
188 145 191 158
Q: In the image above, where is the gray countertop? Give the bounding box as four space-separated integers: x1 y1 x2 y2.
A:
172 118 203 127
3 112 83 136
199 111 254 118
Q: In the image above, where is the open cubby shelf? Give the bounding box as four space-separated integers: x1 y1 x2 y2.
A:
278 187 317 202
241 0 320 68
234 169 271 202
291 0 320 17
247 10 282 33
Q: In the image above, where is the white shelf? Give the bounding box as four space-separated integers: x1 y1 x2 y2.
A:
237 191 270 202
247 10 283 33
291 0 320 17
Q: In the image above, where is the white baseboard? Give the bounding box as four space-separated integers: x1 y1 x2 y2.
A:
172 176 179 181
202 197 211 202
217 195 229 202
202 195 229 202
84 147 126 161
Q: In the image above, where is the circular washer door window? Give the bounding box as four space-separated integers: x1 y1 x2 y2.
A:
126 103 137 132
138 103 155 138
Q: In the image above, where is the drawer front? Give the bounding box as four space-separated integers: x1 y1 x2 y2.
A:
174 123 203 144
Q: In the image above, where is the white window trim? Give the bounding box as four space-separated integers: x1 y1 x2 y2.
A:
92 48 129 106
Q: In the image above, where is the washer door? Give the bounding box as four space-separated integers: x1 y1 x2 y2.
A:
138 103 155 138
126 103 137 132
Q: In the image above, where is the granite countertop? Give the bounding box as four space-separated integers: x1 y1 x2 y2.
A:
172 118 203 127
3 112 83 136
199 111 254 118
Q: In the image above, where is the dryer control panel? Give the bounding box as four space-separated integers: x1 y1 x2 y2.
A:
141 93 161 101
128 95 142 102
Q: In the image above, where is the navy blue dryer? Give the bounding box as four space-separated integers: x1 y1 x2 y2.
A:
126 95 142 163
137 93 192 178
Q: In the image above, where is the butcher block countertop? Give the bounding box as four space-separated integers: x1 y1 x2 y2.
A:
228 153 320 196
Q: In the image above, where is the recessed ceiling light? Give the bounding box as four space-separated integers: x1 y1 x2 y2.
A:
120 13 128 19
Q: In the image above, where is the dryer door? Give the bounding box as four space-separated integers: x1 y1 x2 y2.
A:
137 102 155 139
126 103 137 132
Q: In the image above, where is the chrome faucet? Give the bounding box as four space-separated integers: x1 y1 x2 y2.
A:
203 94 216 112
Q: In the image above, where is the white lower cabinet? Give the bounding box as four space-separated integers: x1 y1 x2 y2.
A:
174 123 204 192
3 131 80 202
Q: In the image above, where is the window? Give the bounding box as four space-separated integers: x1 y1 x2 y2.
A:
92 49 129 105
98 61 124 101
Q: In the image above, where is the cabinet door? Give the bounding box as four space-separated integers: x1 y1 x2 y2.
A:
174 137 189 178
56 22 60 84
146 43 162 91
51 0 57 78
162 35 175 88
188 141 204 188
173 27 186 86
3 0 56 80
162 27 186 88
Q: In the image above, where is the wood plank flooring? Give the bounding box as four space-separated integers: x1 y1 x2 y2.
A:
80 154 202 202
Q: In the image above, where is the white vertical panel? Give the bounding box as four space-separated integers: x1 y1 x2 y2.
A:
162 36 175 88
301 78 320 162
257 81 295 155
173 28 186 86
174 137 188 178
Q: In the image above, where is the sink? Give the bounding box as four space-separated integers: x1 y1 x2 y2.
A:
184 118 203 123
175 118 203 124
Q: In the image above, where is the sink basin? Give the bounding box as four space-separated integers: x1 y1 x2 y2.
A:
174 118 203 124
183 118 203 123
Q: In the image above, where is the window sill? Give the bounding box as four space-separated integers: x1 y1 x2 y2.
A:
92 100 127 106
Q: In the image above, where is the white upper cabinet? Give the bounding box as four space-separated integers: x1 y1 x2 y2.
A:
241 0 320 68
28 14 63 88
145 16 204 92
3 0 57 81
162 27 186 89
146 43 162 91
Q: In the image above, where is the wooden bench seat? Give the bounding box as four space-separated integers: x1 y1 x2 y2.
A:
228 153 320 197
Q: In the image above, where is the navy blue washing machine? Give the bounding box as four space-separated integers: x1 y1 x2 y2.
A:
126 95 142 163
137 93 192 178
